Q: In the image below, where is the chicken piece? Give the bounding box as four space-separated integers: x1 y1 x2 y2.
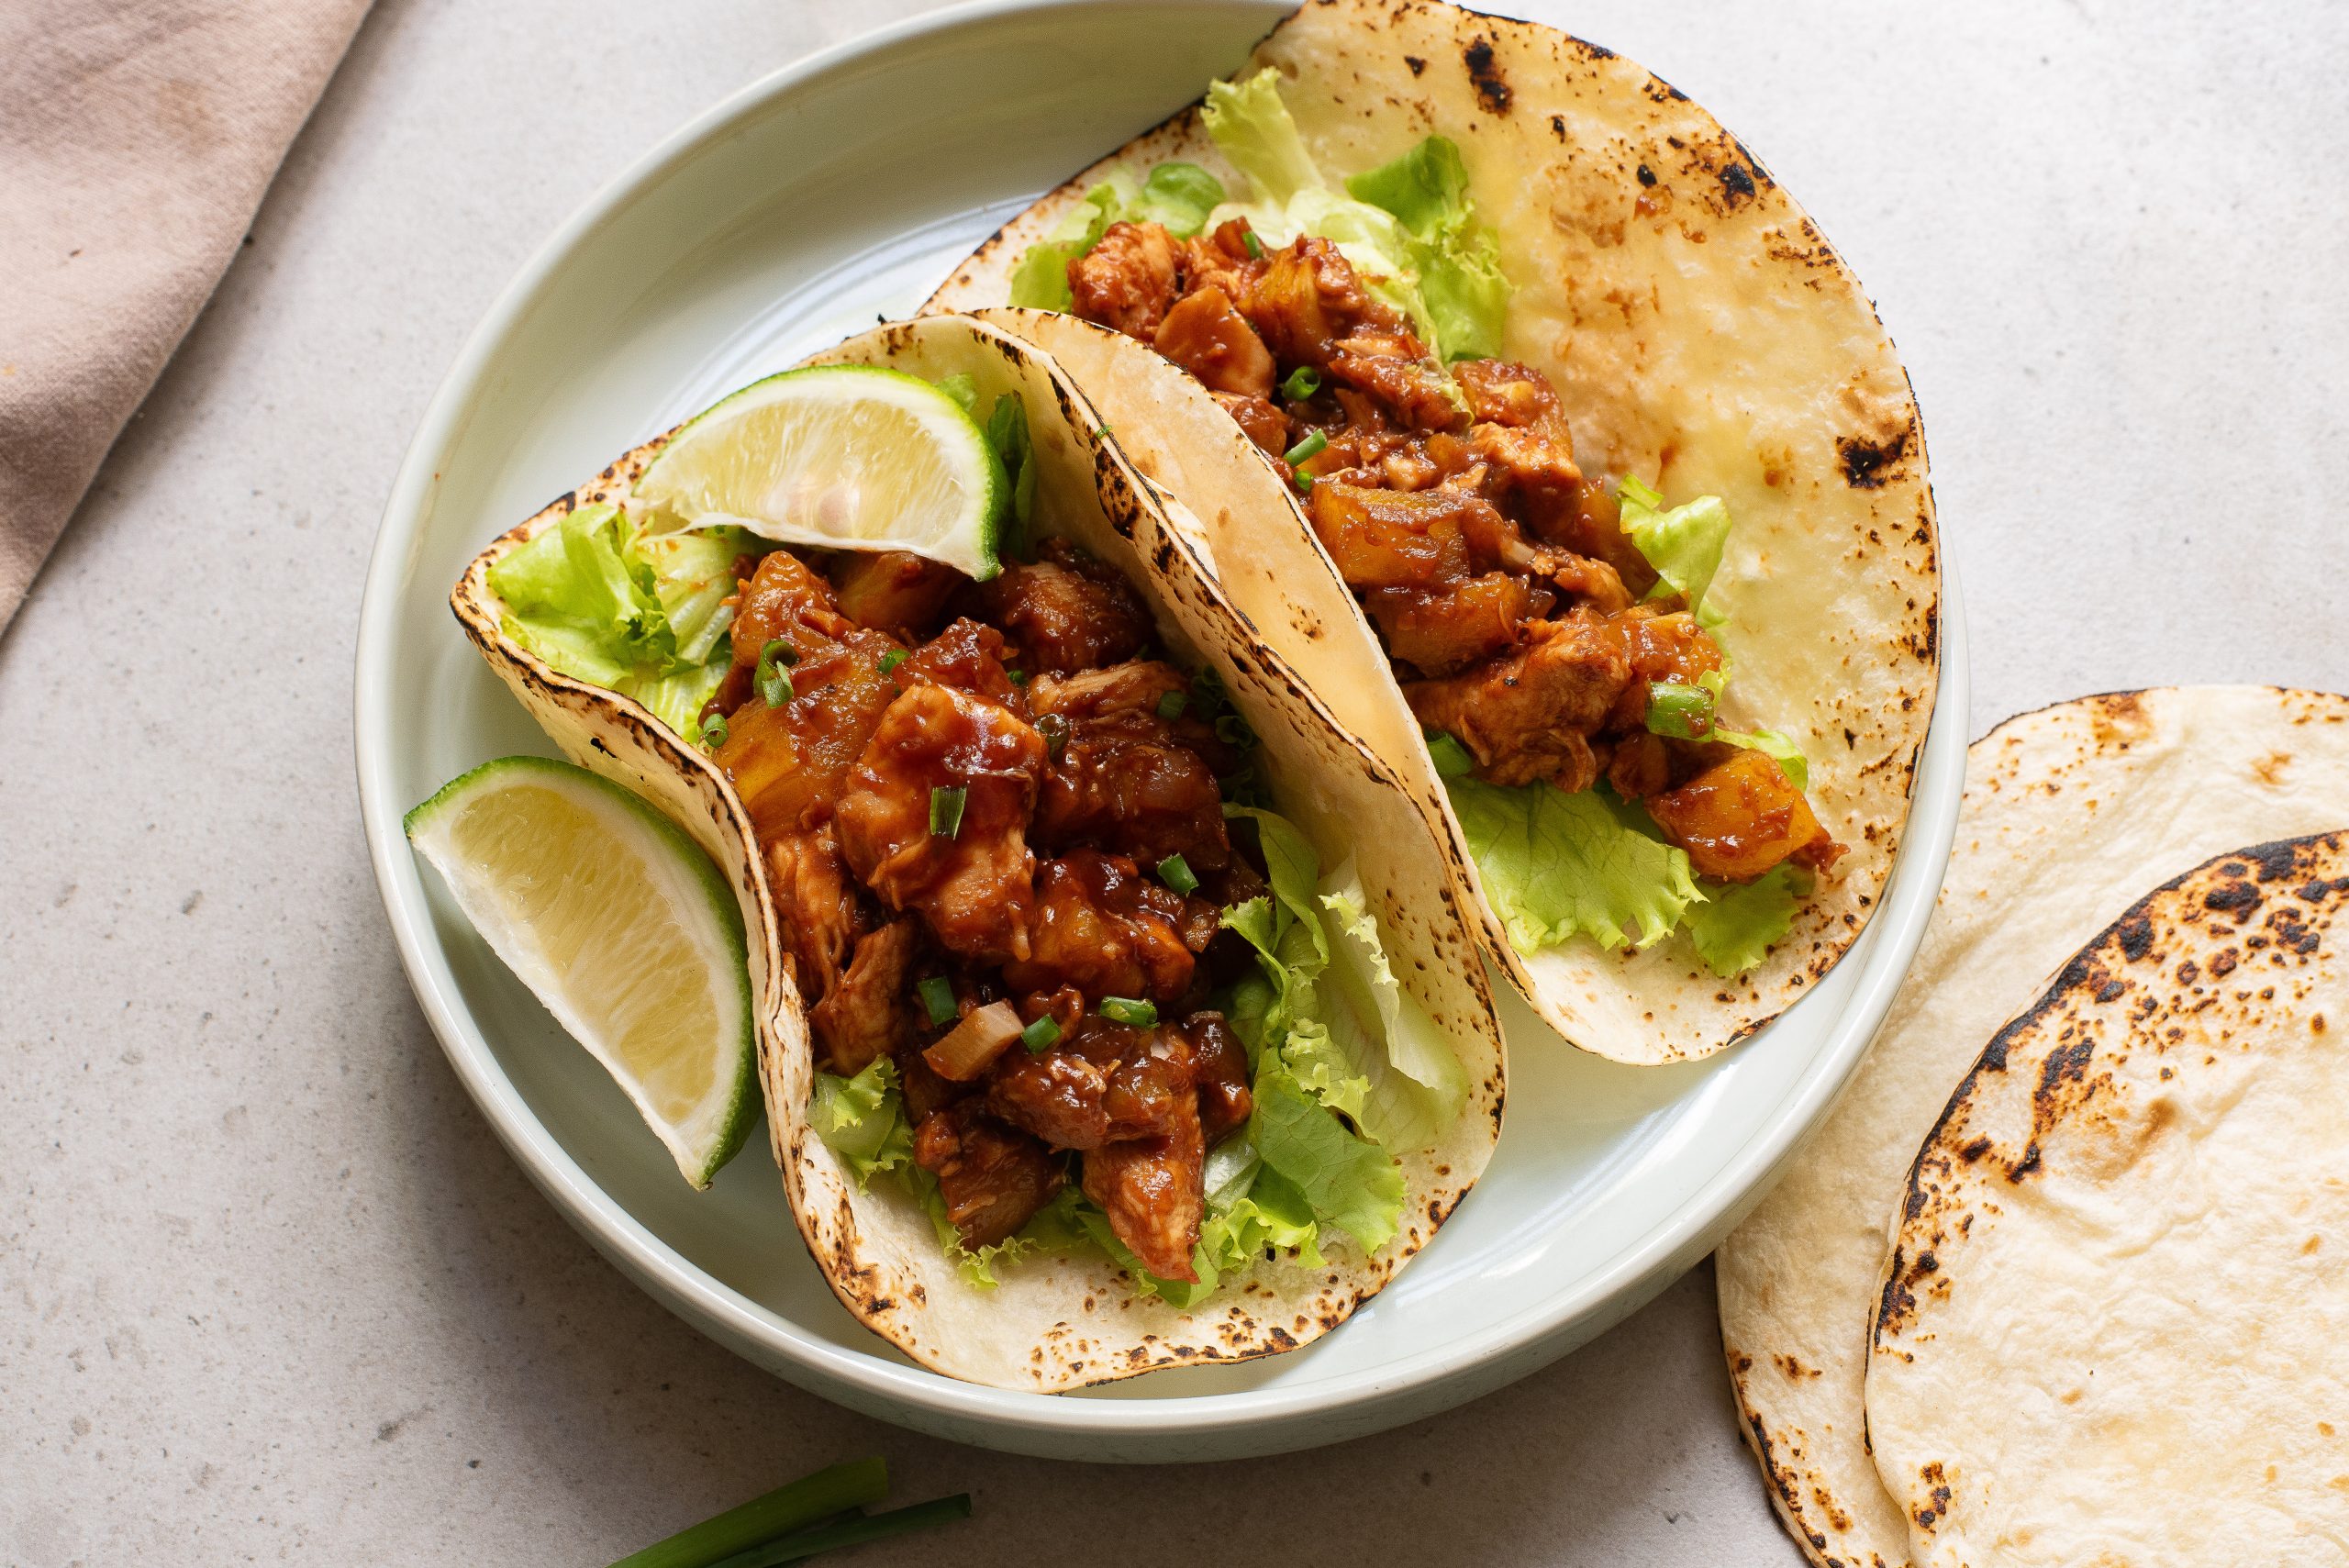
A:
716 627 906 840
1327 332 1470 434
834 684 1047 962
1155 285 1277 398
1452 358 1564 428
913 1103 1066 1249
1082 1093 1206 1281
1306 482 1479 592
1644 748 1841 882
1178 219 1267 309
1100 1025 1196 1142
897 617 1023 707
1607 608 1725 730
1549 553 1631 617
985 1049 1111 1149
1001 850 1199 1003
809 917 921 1074
1364 574 1544 677
1183 1012 1252 1142
829 550 963 640
1469 418 1582 496
1403 613 1633 790
894 1039 971 1124
1242 237 1405 364
1521 475 1658 595
1067 220 1181 340
762 827 869 1007
1603 730 1672 800
1211 392 1291 458
1029 660 1235 870
967 539 1154 676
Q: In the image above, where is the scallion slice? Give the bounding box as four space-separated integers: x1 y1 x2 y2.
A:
929 785 967 839
917 975 956 1028
1156 854 1198 895
1097 997 1157 1029
1019 1015 1061 1053
880 649 907 675
1154 689 1187 721
1283 429 1328 467
1281 365 1320 401
1241 228 1264 260
700 712 729 749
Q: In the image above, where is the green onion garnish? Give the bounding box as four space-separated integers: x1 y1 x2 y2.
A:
1292 470 1315 496
1097 997 1157 1029
761 639 797 668
918 976 956 1029
1645 680 1716 740
879 648 907 675
1095 424 1112 439
1421 728 1476 778
1157 854 1199 895
1038 712 1070 760
701 713 729 749
1019 1015 1061 1053
756 639 797 706
1281 366 1320 401
604 1456 887 1568
1283 429 1328 467
1155 689 1187 721
707 1496 975 1568
929 785 967 839
1007 669 1028 685
1241 228 1264 260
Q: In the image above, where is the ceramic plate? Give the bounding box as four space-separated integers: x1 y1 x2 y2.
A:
354 0 1966 1462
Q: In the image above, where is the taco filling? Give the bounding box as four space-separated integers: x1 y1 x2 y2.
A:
488 378 1438 1303
1012 70 1845 976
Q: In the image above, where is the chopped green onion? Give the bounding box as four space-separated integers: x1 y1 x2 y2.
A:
929 785 967 839
879 648 907 676
1038 712 1070 760
1097 997 1157 1029
1422 728 1475 778
1645 680 1716 740
1283 429 1329 467
700 712 729 750
1155 689 1187 721
1019 1015 1061 1053
918 976 957 1029
761 639 797 668
1241 228 1264 260
1007 669 1028 685
1095 424 1112 439
604 1456 888 1568
705 1495 975 1568
756 639 797 706
1292 470 1315 496
1281 365 1321 401
1157 854 1199 895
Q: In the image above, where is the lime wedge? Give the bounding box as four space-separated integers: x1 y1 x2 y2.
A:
634 364 1008 580
404 756 756 1188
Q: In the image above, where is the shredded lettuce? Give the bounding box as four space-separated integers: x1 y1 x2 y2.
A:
1200 70 1508 363
808 1056 914 1187
486 502 753 738
1619 477 1731 628
1007 163 1230 312
1684 868 1808 978
1446 776 1701 955
1319 861 1468 1151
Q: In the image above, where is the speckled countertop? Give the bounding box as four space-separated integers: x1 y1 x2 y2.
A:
6 0 2345 1562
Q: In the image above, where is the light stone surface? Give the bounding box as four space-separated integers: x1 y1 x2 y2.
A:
5 0 2345 1562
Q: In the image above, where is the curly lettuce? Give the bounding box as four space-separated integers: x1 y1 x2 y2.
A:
486 502 754 739
1447 777 1702 955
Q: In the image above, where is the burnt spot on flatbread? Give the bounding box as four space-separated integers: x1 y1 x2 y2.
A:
1838 428 1912 489
1404 53 1426 74
1462 35 1511 112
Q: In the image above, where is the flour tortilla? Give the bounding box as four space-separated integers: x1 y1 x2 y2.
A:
927 0 1938 1063
450 314 1505 1390
1867 831 2349 1567
1718 687 2349 1565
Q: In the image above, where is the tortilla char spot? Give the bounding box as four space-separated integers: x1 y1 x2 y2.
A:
1836 428 1911 488
1404 52 1425 74
1635 161 1656 186
1462 36 1511 112
1718 160 1757 204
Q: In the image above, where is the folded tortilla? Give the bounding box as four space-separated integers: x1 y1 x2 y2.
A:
448 314 1504 1390
925 0 1939 1064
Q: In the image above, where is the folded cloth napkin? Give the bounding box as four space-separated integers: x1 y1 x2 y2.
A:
0 0 373 631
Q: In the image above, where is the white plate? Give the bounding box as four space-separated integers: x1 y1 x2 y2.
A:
354 0 1966 1462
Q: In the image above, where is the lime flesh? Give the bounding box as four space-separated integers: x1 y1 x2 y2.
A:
632 364 1008 580
405 756 756 1188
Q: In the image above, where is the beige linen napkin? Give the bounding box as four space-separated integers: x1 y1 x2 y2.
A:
1 0 373 630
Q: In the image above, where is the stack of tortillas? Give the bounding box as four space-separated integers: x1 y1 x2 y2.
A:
1720 686 2349 1566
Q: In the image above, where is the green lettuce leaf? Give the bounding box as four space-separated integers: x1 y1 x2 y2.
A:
1619 477 1731 627
1319 862 1467 1151
1129 162 1227 235
1710 726 1810 792
1447 776 1701 954
1250 1069 1404 1254
1343 136 1510 361
807 1057 914 1188
1201 70 1324 206
1684 867 1807 977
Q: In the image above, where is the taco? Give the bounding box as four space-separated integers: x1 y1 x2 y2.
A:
925 0 1939 1063
443 313 1504 1389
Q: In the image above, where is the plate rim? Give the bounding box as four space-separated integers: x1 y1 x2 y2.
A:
352 0 1968 1448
